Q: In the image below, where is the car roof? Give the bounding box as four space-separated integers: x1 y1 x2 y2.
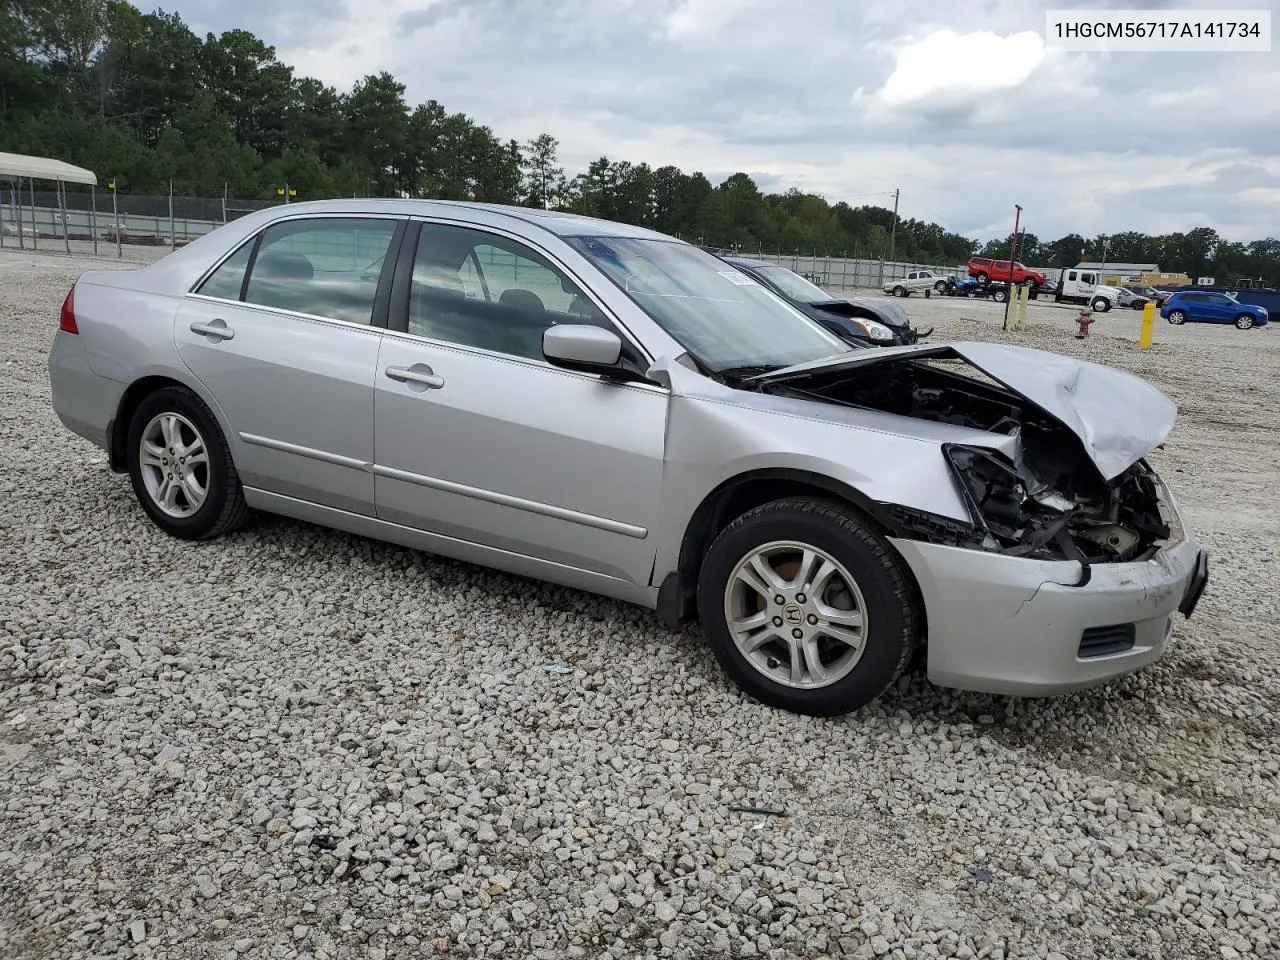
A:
235 197 684 243
721 255 775 268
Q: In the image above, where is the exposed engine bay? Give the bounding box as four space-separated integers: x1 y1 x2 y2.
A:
761 357 1172 564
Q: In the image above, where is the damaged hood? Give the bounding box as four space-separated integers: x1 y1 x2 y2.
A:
809 297 911 329
747 341 1177 481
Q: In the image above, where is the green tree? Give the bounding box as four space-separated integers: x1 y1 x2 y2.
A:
200 29 293 159
344 71 408 196
520 133 563 209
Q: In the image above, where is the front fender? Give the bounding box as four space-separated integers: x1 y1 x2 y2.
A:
651 391 973 585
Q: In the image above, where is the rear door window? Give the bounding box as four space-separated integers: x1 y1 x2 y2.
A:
195 217 401 324
242 218 399 325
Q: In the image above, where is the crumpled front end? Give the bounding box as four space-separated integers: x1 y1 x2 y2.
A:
890 472 1207 696
742 341 1209 695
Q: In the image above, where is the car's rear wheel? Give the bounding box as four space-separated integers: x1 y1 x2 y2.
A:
1167 309 1187 324
1235 314 1255 330
126 386 250 540
992 287 1008 303
892 285 907 297
975 272 988 285
697 497 918 716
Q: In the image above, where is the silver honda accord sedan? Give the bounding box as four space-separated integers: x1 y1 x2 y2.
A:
48 199 1209 716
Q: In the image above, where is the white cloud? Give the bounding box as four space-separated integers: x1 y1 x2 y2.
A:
663 0 727 39
857 29 1046 109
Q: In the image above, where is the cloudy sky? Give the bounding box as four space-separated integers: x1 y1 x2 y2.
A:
163 0 1279 243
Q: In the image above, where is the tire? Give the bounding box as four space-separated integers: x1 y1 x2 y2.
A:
934 280 947 292
1235 314 1255 330
1091 297 1111 313
892 286 907 297
992 288 1008 303
697 497 918 716
1167 310 1186 325
1132 302 1145 310
126 385 250 540
975 272 989 285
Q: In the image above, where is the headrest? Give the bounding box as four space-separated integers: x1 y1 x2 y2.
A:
499 288 545 313
256 251 314 281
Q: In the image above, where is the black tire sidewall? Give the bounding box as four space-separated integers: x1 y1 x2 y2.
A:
697 501 915 716
126 387 233 539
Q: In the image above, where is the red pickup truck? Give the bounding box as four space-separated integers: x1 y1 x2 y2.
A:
968 257 1046 287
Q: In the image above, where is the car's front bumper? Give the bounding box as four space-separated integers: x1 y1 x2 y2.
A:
888 478 1207 697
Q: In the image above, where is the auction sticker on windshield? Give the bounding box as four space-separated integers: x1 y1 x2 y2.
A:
718 270 758 286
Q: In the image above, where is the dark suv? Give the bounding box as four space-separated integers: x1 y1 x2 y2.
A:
967 257 1046 288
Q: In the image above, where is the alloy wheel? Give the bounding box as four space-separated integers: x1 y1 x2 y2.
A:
722 540 869 689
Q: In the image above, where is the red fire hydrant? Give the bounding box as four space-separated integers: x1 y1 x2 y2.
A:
1075 309 1094 339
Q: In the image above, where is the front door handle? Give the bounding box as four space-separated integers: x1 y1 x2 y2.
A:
385 364 444 391
190 319 235 342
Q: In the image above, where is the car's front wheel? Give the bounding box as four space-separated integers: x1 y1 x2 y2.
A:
1167 309 1187 324
934 280 947 292
1091 297 1111 313
126 386 250 540
1235 314 1255 330
697 497 918 716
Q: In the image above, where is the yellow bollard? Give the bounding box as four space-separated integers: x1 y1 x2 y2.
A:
1017 283 1029 330
1139 301 1155 348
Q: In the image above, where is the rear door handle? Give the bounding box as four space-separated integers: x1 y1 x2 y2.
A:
190 319 235 342
385 364 444 391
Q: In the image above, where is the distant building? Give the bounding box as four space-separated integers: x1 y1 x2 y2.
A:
1074 261 1190 288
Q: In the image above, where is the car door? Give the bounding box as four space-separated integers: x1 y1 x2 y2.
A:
372 220 668 587
1180 293 1208 321
1204 294 1234 322
176 214 405 515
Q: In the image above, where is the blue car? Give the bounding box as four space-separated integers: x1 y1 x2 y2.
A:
1160 290 1269 330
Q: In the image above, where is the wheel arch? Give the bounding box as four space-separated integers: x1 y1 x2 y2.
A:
108 372 234 473
655 468 926 635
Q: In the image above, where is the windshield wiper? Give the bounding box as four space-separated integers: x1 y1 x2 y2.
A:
716 363 783 380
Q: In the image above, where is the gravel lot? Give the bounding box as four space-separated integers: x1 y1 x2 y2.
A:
2 249 1279 960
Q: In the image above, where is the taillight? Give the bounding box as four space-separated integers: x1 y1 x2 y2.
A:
59 287 78 334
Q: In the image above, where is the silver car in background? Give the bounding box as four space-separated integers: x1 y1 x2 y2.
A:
48 200 1209 715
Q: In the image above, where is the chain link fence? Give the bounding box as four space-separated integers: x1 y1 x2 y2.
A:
703 248 967 292
0 182 278 257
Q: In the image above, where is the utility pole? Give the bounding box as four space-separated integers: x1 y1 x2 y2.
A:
1003 203 1022 331
888 188 900 265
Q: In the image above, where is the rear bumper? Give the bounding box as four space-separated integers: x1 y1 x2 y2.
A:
48 330 123 452
889 482 1207 697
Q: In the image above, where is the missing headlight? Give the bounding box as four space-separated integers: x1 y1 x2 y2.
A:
943 444 1027 541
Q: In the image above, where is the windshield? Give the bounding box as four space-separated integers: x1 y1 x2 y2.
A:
566 237 850 374
752 265 832 302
